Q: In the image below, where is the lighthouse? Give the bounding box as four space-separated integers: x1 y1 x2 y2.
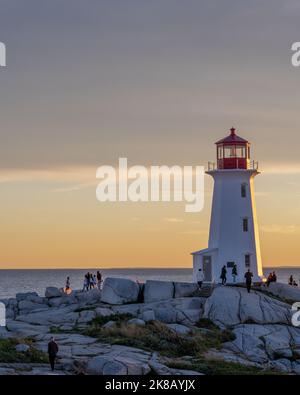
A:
192 128 263 284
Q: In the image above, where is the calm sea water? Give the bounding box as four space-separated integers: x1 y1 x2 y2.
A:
0 267 299 300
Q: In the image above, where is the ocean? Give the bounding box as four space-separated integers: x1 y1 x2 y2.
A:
0 267 300 300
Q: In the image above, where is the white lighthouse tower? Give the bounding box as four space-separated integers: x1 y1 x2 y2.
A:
192 128 263 284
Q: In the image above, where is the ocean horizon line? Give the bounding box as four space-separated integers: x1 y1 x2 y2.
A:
0 265 299 271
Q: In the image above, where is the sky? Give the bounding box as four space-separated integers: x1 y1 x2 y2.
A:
0 0 300 268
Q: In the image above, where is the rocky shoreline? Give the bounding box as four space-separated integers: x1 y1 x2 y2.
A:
0 278 300 375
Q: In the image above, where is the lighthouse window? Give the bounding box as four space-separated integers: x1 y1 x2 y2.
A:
224 146 235 158
236 146 246 158
245 254 251 267
243 218 249 232
218 147 223 159
241 184 247 198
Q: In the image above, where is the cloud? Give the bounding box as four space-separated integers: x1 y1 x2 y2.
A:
180 229 208 235
262 163 300 175
163 217 184 223
261 225 298 234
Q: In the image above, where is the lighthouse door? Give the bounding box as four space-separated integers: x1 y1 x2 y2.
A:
202 256 212 281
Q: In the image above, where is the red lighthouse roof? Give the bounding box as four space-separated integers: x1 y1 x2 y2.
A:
216 128 249 145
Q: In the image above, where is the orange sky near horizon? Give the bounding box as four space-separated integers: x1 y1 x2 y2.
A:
1 2 300 269
0 159 300 269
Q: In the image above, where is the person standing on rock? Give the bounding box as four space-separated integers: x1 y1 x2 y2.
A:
65 276 70 292
97 271 102 289
48 337 59 371
83 274 89 291
196 268 204 289
220 265 227 285
244 269 253 293
232 264 238 283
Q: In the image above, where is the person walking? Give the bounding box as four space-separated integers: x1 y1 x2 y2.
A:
97 271 102 290
220 265 227 285
232 264 238 283
244 269 253 293
48 337 59 371
289 275 294 286
196 268 204 290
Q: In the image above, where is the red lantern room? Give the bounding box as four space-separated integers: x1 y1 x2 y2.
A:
215 128 250 170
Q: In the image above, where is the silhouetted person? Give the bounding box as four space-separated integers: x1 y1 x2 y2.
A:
232 264 238 283
289 275 294 286
197 268 204 289
244 269 253 293
48 337 59 371
83 274 89 291
220 265 227 285
266 272 273 287
65 276 70 292
97 271 102 289
272 271 277 283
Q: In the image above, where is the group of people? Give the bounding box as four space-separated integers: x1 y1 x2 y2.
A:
289 275 298 287
196 264 254 293
83 271 102 291
63 271 103 295
266 271 277 287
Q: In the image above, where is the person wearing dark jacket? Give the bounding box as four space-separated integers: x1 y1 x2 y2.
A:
220 265 227 285
48 337 59 371
244 269 253 293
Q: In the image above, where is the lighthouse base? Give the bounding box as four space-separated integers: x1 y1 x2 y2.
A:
192 247 263 285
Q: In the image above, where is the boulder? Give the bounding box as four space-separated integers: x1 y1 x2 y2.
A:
174 282 199 298
87 356 127 375
76 289 101 304
95 307 114 317
143 280 174 303
101 278 139 305
204 286 291 327
16 306 79 326
167 323 191 335
45 287 63 298
223 324 271 363
154 307 177 323
149 353 202 375
6 320 50 337
127 318 146 326
78 310 95 324
16 292 38 301
292 361 300 374
0 326 12 339
266 282 300 302
140 310 155 322
15 344 30 353
18 300 48 313
102 320 116 329
270 359 292 373
111 304 140 316
223 323 300 365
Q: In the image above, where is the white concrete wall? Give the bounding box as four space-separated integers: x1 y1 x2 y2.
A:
207 169 263 283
